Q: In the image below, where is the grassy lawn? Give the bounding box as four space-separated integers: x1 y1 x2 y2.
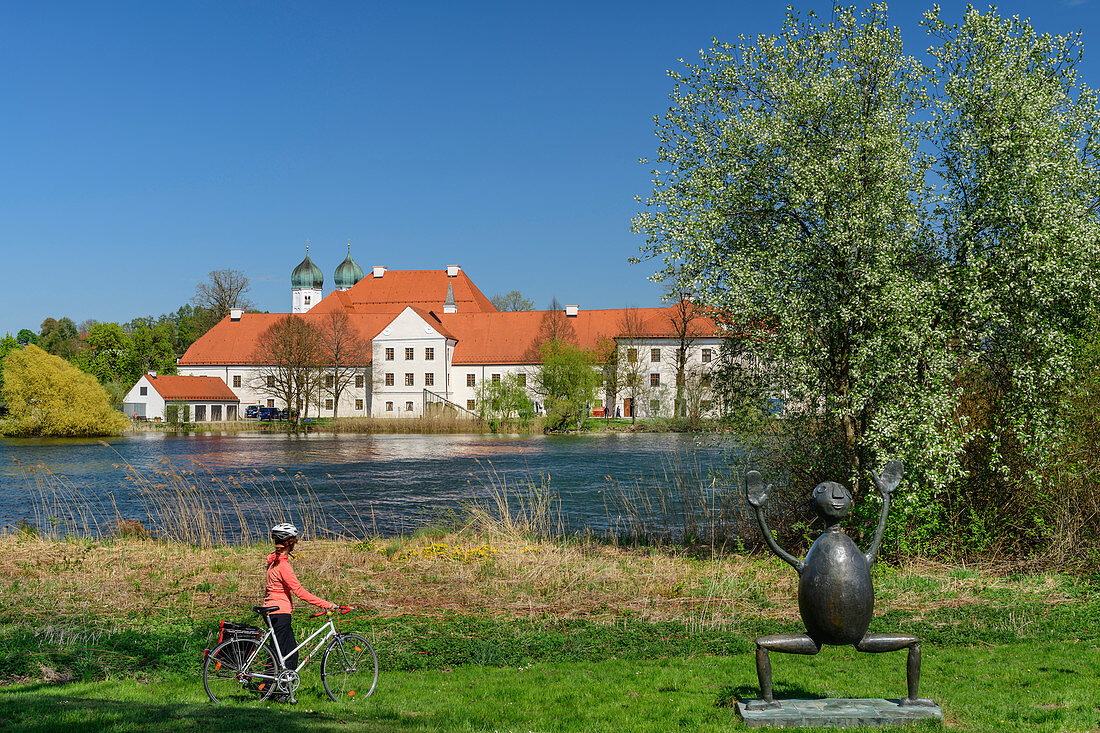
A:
2 532 1099 730
3 646 1099 732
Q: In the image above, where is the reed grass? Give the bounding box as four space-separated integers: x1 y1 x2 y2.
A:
14 444 330 548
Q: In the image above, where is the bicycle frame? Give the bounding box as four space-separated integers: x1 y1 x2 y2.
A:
237 614 338 687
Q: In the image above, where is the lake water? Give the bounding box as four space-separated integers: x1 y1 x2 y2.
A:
0 432 746 540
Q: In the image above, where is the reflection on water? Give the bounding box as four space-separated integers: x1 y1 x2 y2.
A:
0 432 739 538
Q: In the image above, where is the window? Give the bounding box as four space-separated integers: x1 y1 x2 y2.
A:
195 405 207 421
650 373 660 387
267 376 276 387
232 375 241 388
211 405 222 421
267 399 275 408
355 399 364 410
627 348 638 363
355 374 364 388
385 348 394 361
305 295 311 305
386 401 393 412
405 373 414 386
467 399 475 410
325 375 334 388
139 386 147 396
701 348 713 363
701 400 713 412
405 347 414 360
701 375 712 388
467 373 475 387
325 398 333 410
492 373 500 383
425 347 434 360
518 373 526 387
651 348 661 362
425 373 434 386
385 373 394 386
650 399 660 414
405 401 414 412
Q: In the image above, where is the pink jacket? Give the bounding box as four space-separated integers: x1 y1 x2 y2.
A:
263 552 334 615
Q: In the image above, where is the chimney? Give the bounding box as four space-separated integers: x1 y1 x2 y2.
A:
230 308 243 321
446 265 460 278
565 304 579 317
373 265 386 278
147 370 157 377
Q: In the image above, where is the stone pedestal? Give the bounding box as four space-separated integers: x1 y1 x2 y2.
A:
736 698 943 728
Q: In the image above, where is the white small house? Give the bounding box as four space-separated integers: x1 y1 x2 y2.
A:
122 373 241 422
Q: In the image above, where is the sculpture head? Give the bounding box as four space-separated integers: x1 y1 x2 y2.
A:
812 481 851 523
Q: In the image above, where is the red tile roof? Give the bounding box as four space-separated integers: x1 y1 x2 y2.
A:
436 305 724 365
177 313 391 366
146 375 240 401
177 271 726 368
310 269 497 314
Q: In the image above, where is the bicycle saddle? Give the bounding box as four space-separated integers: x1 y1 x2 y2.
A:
253 605 279 616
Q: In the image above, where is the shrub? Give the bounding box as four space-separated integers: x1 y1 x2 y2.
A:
0 345 128 437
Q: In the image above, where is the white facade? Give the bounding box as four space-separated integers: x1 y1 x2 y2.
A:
370 308 454 417
121 375 167 419
292 286 323 314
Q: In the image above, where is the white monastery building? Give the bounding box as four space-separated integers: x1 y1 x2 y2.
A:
174 246 728 420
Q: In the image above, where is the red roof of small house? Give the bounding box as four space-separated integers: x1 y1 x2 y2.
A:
146 375 240 401
309 269 497 314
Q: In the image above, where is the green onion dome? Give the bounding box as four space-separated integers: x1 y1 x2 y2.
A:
333 243 365 290
291 246 324 289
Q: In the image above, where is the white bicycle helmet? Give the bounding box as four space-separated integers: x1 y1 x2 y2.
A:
271 522 299 542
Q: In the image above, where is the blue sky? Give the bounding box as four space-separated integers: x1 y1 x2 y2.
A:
2 1 1097 336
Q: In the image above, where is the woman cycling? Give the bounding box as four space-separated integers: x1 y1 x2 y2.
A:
264 523 345 669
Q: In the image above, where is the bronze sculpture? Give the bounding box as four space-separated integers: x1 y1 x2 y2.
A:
744 461 935 710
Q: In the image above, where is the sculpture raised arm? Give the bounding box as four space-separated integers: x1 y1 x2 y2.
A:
745 470 803 572
864 460 903 565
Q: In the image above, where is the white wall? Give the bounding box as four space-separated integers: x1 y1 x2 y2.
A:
370 308 451 417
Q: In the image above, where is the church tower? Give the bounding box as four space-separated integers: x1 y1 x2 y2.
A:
333 240 365 292
291 243 324 313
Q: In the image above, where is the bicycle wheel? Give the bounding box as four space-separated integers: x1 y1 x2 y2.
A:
203 638 279 703
321 632 378 701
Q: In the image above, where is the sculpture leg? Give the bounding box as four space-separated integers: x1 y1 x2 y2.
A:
744 634 821 710
856 634 936 707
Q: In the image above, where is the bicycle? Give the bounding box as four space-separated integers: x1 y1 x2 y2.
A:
203 604 378 704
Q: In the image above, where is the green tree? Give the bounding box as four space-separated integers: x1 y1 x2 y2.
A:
925 6 1100 552
475 373 535 430
0 345 128 437
38 317 81 360
490 290 535 311
635 4 1100 556
16 329 37 346
533 340 600 430
0 335 17 394
635 4 947 497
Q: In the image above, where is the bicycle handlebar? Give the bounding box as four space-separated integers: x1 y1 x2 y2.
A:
311 605 354 617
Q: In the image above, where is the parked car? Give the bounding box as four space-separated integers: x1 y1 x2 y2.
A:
258 407 278 421
245 405 259 419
